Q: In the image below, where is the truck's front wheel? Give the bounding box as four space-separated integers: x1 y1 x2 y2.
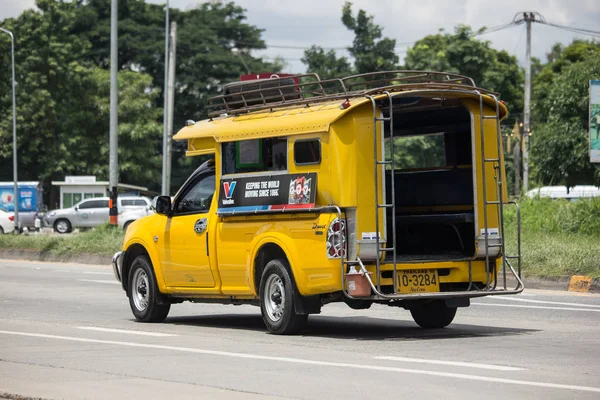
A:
259 259 307 335
128 255 170 323
410 300 457 329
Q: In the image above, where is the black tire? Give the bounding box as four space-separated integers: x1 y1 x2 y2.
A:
0 226 4 234
259 259 307 335
127 255 170 323
54 219 72 234
410 300 457 329
123 221 132 232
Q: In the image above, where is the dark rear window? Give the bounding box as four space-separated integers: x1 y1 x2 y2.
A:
294 139 321 165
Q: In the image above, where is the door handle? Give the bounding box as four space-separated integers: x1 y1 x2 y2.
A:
194 218 208 234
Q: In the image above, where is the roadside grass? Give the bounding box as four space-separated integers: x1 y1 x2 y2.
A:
0 223 124 256
503 197 600 278
504 228 600 278
1 198 599 278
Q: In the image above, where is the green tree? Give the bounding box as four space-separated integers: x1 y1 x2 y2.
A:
75 0 282 191
531 55 600 187
301 2 397 79
341 1 398 74
0 0 93 183
0 0 282 195
405 25 524 115
301 46 352 80
532 40 600 124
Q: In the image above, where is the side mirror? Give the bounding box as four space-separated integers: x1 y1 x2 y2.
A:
74 206 79 211
152 196 172 216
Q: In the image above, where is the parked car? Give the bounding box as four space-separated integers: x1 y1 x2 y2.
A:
118 206 154 232
0 206 15 234
525 185 600 201
44 196 151 233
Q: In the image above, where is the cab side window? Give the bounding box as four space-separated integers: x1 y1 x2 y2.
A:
175 174 216 214
79 200 108 209
222 138 287 175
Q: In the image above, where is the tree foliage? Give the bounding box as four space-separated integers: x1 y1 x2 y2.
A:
302 1 397 79
405 25 524 115
301 46 352 80
341 2 398 74
0 0 280 195
531 53 600 187
2 0 599 201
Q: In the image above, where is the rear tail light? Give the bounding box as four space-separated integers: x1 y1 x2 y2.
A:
8 216 14 221
326 218 346 259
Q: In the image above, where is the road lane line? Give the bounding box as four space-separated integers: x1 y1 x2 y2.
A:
0 330 599 394
489 297 600 308
76 279 120 285
81 272 114 276
374 356 526 371
77 327 176 337
472 303 600 312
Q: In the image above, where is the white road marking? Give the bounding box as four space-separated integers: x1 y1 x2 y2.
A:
472 303 600 312
375 356 526 371
491 296 600 309
77 327 176 337
76 279 120 285
81 271 113 276
0 330 599 394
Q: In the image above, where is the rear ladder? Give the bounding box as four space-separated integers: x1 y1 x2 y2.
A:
343 89 523 301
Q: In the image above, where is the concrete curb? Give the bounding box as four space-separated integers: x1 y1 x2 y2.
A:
0 249 111 266
1 249 597 293
504 274 599 294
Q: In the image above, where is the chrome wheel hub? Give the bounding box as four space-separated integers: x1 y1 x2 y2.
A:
264 274 285 323
56 221 68 233
132 268 149 312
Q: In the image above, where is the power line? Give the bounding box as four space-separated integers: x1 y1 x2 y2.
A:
248 22 517 53
541 21 600 38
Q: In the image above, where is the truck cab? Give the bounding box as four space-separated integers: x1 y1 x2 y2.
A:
113 70 523 334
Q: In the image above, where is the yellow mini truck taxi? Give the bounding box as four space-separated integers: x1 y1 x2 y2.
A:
113 71 523 334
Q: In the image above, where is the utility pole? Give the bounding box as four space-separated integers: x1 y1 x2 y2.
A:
513 11 544 193
523 13 532 193
161 0 170 196
0 27 18 231
511 120 522 197
165 22 177 193
109 0 119 225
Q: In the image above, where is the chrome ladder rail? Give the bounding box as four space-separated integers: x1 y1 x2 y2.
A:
479 93 522 291
343 89 523 301
366 92 398 294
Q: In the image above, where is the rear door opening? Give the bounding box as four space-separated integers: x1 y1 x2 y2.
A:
382 98 475 262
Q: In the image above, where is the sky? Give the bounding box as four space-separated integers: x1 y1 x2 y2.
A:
1 0 599 73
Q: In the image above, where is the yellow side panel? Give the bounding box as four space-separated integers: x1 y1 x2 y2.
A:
216 213 343 297
329 103 385 249
187 137 216 156
463 99 503 251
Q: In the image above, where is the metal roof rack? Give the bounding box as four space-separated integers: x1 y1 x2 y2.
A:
207 70 494 118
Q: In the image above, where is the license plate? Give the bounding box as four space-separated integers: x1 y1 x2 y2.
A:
397 269 440 293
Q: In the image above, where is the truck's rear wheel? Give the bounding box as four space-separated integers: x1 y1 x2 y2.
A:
259 259 307 335
410 300 457 329
127 255 170 322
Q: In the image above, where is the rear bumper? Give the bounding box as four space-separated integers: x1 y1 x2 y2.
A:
112 251 123 283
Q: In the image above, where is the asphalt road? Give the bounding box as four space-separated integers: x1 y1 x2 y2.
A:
1 259 599 400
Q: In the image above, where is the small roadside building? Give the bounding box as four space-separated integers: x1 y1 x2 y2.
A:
51 176 150 208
